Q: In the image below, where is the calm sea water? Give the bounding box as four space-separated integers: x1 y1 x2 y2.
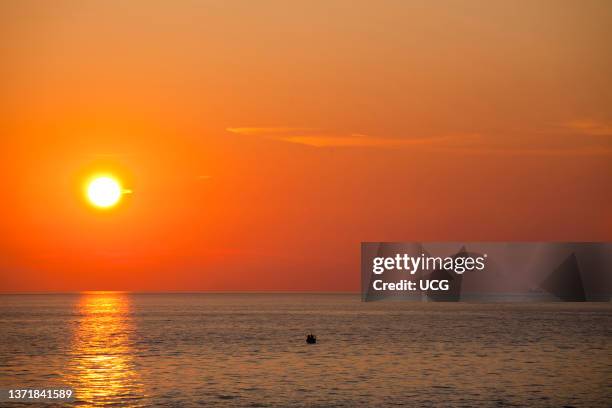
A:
0 293 610 407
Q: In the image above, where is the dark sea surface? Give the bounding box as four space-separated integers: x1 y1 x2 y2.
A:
0 293 610 407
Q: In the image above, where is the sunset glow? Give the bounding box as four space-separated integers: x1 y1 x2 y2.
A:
0 1 610 292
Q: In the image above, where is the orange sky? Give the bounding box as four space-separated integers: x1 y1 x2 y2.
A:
1 0 611 291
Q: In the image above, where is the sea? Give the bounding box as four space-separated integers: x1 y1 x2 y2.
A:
0 293 610 407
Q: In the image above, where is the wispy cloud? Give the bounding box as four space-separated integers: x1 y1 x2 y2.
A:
226 127 315 136
227 125 612 156
276 133 468 148
226 127 479 148
561 119 612 136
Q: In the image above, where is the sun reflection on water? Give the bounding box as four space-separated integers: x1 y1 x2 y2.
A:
67 292 145 407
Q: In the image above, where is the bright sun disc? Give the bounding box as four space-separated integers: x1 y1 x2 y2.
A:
86 176 122 208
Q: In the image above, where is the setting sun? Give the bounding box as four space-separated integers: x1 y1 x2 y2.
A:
86 176 123 208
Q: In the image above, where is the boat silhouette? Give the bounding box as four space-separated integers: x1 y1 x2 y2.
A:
306 334 317 344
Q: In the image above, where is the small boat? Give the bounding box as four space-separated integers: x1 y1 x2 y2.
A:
306 334 317 344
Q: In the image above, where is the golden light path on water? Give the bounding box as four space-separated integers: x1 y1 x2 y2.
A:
67 292 145 407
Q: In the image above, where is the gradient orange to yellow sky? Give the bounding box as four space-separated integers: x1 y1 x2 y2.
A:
1 1 611 291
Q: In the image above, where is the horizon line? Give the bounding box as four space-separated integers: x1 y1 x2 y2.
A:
0 290 361 295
